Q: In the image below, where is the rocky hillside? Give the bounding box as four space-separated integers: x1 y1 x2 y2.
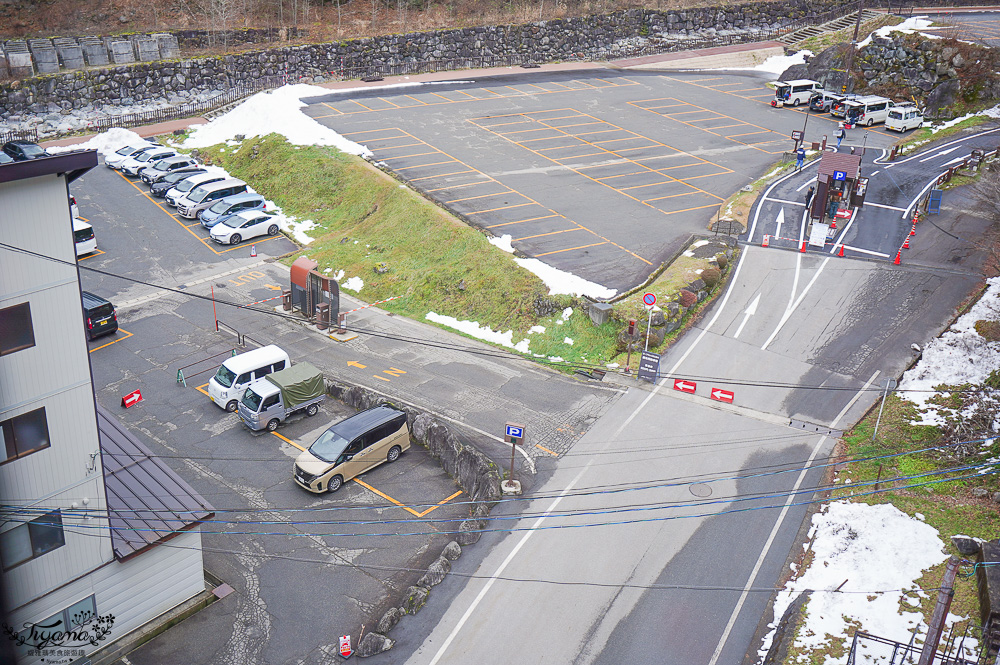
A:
781 34 1000 117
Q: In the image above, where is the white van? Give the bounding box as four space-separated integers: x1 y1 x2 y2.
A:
833 95 895 126
771 80 822 107
207 345 291 412
885 103 924 132
73 217 97 257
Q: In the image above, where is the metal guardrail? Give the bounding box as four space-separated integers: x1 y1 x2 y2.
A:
0 128 40 145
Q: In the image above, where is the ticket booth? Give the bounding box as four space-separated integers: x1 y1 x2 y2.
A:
811 152 863 222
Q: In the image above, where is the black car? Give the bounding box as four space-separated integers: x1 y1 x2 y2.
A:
3 140 48 161
82 291 119 341
149 168 208 197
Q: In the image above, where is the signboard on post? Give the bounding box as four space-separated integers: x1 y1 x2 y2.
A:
503 422 525 495
642 293 656 307
638 351 660 383
833 170 847 182
791 130 803 142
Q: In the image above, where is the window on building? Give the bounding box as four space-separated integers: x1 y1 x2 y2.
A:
0 510 65 570
0 303 35 356
12 595 96 657
1 408 50 463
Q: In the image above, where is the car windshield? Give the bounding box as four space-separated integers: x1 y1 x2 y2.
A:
213 365 237 388
223 215 254 228
309 429 351 463
241 388 264 412
151 158 172 170
178 178 205 193
165 171 196 184
21 144 46 157
188 186 211 203
888 111 903 120
115 146 137 156
209 200 233 213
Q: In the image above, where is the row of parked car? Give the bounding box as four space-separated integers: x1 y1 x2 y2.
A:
771 79 924 132
107 142 281 245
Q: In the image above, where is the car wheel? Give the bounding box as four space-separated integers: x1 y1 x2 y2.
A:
266 419 279 432
327 475 343 493
866 118 874 127
230 234 242 245
791 98 800 107
226 400 238 413
268 224 279 236
306 403 319 417
387 445 402 463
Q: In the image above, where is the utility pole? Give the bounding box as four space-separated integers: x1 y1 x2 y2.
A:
917 556 960 665
841 0 865 94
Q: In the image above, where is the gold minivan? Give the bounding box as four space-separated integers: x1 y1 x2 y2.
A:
294 406 410 493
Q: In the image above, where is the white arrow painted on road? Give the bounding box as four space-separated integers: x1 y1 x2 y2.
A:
920 146 959 163
732 293 761 340
773 208 784 239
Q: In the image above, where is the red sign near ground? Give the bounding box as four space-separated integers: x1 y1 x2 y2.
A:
673 379 696 394
339 635 352 658
121 389 143 408
710 388 735 404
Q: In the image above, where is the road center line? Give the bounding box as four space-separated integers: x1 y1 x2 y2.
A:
762 257 830 351
706 370 879 665
428 251 753 665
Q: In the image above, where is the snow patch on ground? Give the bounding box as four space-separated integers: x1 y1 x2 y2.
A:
753 50 813 77
426 312 531 352
341 276 364 292
758 502 947 665
489 234 516 253
858 16 940 48
183 84 372 157
899 276 1000 424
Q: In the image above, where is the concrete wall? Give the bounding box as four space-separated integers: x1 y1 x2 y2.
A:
0 0 857 118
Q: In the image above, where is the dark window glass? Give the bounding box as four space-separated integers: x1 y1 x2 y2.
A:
236 372 251 385
1 408 50 462
262 394 280 409
0 510 65 570
0 303 35 356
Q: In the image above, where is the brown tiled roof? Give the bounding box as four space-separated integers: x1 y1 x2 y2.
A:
817 152 862 180
98 405 214 561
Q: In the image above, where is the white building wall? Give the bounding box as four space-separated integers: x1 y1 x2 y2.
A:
7 529 206 664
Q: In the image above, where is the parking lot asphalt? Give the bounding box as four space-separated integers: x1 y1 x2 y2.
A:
928 10 1000 47
77 150 622 663
301 67 898 292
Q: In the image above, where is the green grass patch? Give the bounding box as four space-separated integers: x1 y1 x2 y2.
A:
794 14 900 54
894 115 994 157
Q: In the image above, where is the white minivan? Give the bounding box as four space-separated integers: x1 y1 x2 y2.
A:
834 95 895 126
73 217 97 257
208 345 291 412
771 80 822 107
885 103 924 132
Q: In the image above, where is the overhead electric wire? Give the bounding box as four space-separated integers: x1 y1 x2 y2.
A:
1 239 990 393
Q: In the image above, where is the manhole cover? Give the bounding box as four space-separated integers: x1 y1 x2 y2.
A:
689 483 713 497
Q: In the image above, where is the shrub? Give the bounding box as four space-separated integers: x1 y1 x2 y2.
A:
701 267 721 289
679 289 697 308
715 253 728 270
975 319 1000 342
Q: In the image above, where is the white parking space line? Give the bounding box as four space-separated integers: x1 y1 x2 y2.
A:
864 202 906 211
841 244 890 258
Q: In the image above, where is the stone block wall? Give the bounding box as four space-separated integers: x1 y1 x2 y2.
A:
0 0 856 118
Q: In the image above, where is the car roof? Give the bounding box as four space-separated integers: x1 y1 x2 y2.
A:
328 406 406 440
81 290 112 307
4 140 39 148
160 155 192 164
195 178 245 192
179 172 224 185
232 209 270 221
218 192 265 204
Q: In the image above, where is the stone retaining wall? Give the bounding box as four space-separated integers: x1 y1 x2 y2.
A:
1 0 856 118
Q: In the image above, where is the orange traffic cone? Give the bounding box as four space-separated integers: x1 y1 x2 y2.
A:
893 251 901 265
831 220 837 229
910 226 916 236
800 240 807 253
903 237 910 249
837 245 845 257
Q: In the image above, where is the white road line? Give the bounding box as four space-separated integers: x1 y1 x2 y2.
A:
902 176 942 219
762 257 830 351
828 206 860 256
116 260 271 309
773 208 784 239
706 370 880 665
890 126 1000 166
427 251 754 665
919 146 959 162
748 167 816 239
765 197 806 207
840 244 890 258
795 179 813 192
864 202 906 211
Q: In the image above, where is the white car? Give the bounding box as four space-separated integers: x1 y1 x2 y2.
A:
120 148 176 176
164 172 225 207
210 211 281 245
105 143 158 170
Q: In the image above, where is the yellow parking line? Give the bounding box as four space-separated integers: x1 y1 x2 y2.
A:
536 241 607 256
426 180 493 193
271 431 306 452
445 190 517 204
394 160 459 171
514 227 584 241
382 150 442 160
409 169 475 181
195 382 211 397
353 478 421 516
486 214 560 228
535 444 558 457
465 202 535 215
88 328 133 353
78 249 105 260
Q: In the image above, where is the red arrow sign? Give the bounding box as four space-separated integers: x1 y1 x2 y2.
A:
673 379 697 394
710 388 734 404
121 389 143 408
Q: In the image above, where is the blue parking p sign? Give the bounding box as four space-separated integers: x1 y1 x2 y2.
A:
833 170 847 181
505 424 524 439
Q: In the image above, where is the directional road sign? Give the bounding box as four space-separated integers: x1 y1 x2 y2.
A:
673 379 696 394
121 389 143 408
710 388 735 404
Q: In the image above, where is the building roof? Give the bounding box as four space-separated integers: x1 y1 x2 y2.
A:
817 152 863 181
0 149 97 184
97 405 215 561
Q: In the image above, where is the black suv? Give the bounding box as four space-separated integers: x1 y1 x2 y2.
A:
3 140 48 161
82 291 119 340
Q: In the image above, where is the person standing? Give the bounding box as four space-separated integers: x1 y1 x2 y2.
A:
805 185 815 211
796 145 806 170
836 123 846 150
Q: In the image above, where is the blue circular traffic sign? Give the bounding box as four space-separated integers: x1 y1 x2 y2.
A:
643 292 656 306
